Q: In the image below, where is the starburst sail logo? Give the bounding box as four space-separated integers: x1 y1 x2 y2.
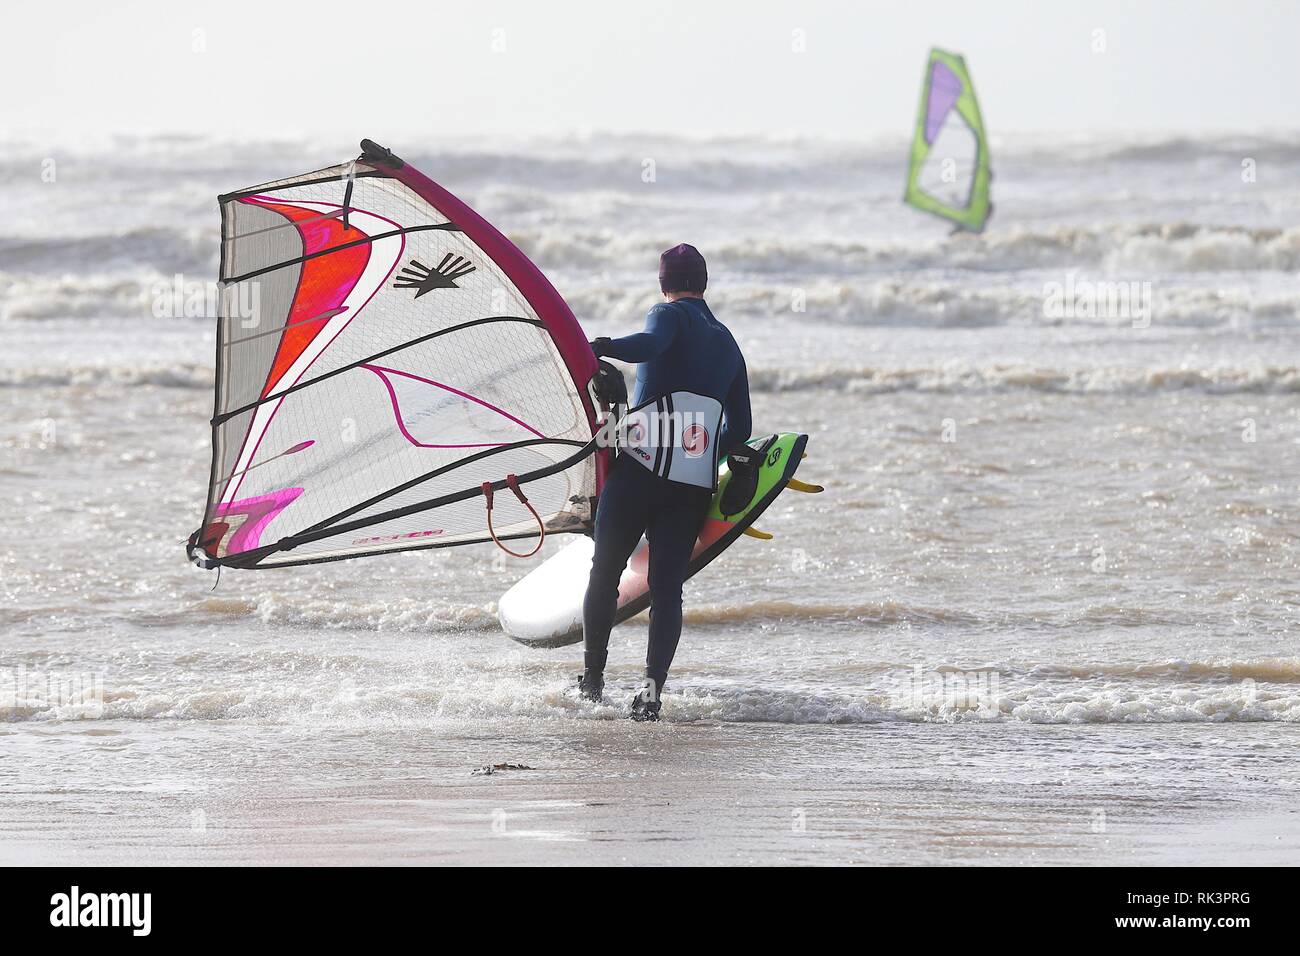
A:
393 254 476 297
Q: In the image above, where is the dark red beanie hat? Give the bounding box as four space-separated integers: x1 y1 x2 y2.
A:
659 243 707 294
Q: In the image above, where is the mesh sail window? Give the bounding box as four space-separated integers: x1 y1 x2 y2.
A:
903 49 993 232
189 141 603 569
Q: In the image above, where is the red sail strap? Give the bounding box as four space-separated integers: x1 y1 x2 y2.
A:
481 474 545 558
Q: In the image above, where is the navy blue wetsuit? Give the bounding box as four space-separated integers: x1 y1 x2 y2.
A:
583 298 751 694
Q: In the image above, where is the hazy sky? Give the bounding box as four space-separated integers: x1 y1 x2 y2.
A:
5 0 1298 140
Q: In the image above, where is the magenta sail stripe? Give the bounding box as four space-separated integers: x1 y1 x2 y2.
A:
364 364 537 449
215 487 303 554
386 159 605 491
366 364 543 437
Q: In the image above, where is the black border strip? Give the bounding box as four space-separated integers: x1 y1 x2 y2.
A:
661 392 676 481
650 396 667 478
195 201 232 541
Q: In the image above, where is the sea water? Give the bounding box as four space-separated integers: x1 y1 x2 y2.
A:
1 132 1298 864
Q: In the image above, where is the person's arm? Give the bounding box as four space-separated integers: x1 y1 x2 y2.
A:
593 304 680 363
718 359 752 457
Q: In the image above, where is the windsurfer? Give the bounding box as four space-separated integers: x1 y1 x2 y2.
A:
579 244 751 720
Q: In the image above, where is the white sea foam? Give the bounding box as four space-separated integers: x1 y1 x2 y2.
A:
6 656 1298 724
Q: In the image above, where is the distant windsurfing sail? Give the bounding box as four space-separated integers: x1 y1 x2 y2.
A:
904 48 992 232
188 140 605 569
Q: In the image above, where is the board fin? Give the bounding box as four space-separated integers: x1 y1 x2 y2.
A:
786 478 823 494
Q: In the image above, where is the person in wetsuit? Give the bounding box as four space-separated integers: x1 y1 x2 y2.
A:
579 243 751 721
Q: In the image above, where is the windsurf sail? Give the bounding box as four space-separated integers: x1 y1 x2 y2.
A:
904 48 992 232
187 140 606 569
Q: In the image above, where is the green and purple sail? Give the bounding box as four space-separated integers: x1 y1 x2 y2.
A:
904 48 992 232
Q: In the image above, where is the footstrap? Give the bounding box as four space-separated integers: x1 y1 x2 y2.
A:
482 474 545 558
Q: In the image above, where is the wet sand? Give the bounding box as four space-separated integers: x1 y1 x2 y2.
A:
3 720 1297 866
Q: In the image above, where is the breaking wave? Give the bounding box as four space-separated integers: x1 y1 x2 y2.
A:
741 362 1300 395
6 654 1298 724
4 359 1299 395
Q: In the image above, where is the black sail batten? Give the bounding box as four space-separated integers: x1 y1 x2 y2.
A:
223 308 348 347
295 438 589 538
226 208 348 241
224 222 461 284
217 169 389 204
341 166 355 230
212 316 544 426
214 437 600 569
216 527 552 570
